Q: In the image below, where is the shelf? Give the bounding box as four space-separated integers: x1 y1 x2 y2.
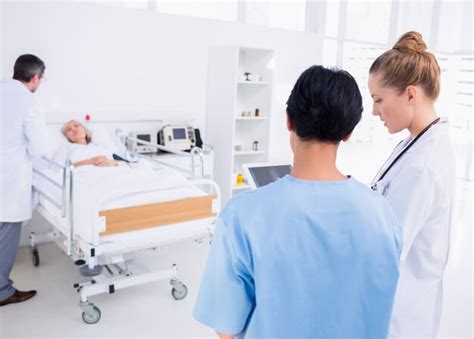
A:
207 45 273 205
239 46 273 53
234 151 264 156
235 116 269 120
232 183 251 191
238 81 271 85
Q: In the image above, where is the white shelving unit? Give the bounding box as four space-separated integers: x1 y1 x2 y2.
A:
237 81 272 85
235 117 269 121
231 183 252 191
206 46 274 204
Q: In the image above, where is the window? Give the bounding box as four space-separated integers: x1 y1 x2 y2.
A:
345 0 392 44
244 1 306 31
396 1 433 45
322 38 338 67
436 53 473 179
324 0 340 38
78 0 149 10
435 54 473 131
154 0 238 22
342 42 404 143
437 1 471 53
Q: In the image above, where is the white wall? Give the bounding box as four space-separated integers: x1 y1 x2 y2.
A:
1 1 322 245
2 1 320 154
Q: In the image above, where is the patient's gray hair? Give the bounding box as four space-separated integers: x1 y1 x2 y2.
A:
61 120 92 144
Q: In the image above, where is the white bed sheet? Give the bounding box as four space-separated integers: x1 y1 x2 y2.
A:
34 162 207 245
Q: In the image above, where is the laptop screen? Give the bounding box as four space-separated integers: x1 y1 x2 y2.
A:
248 164 292 188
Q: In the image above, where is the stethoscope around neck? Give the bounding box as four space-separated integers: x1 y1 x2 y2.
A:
370 117 441 191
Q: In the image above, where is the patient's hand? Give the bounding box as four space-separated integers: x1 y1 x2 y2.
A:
73 155 118 168
96 159 119 167
90 156 109 165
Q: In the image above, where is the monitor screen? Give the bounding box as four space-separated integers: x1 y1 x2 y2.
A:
173 128 187 140
137 134 151 145
248 165 292 188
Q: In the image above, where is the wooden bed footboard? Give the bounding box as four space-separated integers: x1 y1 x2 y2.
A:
99 194 217 236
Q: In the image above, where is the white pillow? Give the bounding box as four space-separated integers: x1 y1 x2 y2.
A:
88 124 127 157
47 126 69 161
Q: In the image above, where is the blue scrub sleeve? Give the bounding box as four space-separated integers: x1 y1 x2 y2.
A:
193 217 255 335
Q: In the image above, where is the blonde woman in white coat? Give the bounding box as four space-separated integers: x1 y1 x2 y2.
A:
368 32 456 338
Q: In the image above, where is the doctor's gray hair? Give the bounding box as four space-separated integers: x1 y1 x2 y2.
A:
61 120 92 144
13 54 46 82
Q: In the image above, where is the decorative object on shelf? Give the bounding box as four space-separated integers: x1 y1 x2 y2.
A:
207 46 274 203
252 141 259 151
236 173 245 185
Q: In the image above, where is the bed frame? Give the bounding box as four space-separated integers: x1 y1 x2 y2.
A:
31 133 221 324
99 194 217 236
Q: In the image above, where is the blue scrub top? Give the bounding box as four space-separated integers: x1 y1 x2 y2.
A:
194 175 402 338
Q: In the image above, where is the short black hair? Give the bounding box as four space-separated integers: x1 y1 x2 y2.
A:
13 54 45 82
286 65 363 143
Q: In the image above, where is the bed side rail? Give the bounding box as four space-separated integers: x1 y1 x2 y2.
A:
33 157 75 255
117 129 207 180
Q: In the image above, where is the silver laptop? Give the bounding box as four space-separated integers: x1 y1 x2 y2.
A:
242 162 292 189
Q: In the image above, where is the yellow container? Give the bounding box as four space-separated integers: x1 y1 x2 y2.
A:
236 173 244 185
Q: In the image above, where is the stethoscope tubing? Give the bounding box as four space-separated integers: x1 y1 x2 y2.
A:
371 117 441 191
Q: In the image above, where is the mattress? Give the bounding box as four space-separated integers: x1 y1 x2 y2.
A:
34 161 210 245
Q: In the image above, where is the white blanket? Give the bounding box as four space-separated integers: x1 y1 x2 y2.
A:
35 162 205 245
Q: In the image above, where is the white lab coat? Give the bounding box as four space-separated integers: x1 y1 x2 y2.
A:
373 119 455 338
0 79 49 222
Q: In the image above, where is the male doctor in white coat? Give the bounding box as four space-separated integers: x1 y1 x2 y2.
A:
0 54 49 306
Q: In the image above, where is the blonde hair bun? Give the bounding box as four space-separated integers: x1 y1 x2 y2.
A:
393 31 427 54
370 31 440 100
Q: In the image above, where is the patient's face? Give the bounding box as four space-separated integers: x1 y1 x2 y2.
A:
64 121 87 144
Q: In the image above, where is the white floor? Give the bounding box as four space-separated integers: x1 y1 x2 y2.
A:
1 181 472 339
0 240 215 338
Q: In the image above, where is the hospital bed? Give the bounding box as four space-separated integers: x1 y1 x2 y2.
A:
31 130 220 324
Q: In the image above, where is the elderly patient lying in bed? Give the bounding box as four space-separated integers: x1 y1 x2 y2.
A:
35 121 204 245
61 120 126 168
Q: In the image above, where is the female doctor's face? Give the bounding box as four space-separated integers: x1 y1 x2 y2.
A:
368 73 414 134
63 121 87 144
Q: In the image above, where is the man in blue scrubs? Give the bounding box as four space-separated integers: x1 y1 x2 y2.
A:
194 66 402 338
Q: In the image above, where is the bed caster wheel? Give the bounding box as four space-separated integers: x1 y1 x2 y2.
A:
79 265 103 277
171 284 188 300
74 259 86 266
30 247 40 267
82 304 101 324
